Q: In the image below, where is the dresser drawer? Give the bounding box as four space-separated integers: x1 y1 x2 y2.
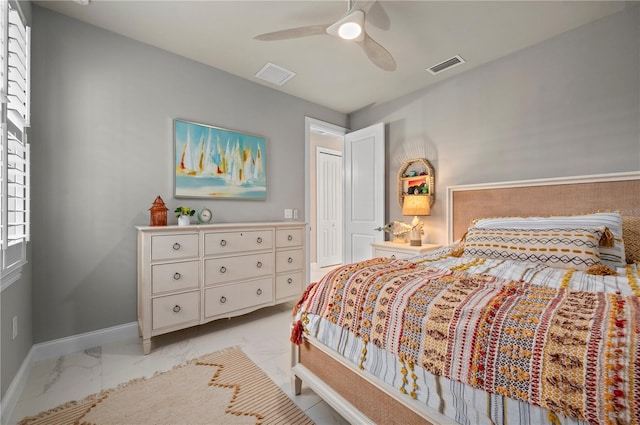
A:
151 260 199 294
371 243 441 260
276 248 303 273
204 230 273 255
276 228 303 248
276 272 303 300
205 252 273 285
151 234 199 261
204 278 273 317
152 291 199 330
373 248 412 259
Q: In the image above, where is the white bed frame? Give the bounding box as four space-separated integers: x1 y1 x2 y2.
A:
291 336 456 424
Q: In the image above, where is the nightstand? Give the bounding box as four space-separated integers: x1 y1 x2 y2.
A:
371 241 441 259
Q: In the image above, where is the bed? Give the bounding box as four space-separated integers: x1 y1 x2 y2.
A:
291 172 640 425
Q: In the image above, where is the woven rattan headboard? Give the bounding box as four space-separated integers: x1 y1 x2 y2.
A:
447 172 640 246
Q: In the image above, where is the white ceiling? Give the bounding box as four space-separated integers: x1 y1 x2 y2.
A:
34 1 628 114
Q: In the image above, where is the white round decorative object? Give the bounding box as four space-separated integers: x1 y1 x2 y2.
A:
197 208 212 223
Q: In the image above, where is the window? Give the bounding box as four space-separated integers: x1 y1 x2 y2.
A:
1 0 29 289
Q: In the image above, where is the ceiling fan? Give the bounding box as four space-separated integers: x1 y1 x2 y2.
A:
254 1 396 72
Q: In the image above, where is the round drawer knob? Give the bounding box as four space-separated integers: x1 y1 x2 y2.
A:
220 296 227 304
173 272 181 280
220 266 227 273
287 235 293 241
173 305 181 313
172 242 181 250
257 237 262 244
287 278 293 284
288 257 293 263
391 255 396 259
256 288 262 296
220 240 227 247
256 261 262 268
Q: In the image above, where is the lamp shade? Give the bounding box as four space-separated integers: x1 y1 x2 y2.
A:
402 195 430 216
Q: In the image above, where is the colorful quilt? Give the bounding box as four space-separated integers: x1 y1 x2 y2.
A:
293 255 640 425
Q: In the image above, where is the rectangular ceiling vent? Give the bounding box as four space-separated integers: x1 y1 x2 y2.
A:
255 62 296 86
427 55 465 75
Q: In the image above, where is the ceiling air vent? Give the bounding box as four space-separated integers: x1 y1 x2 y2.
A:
426 55 465 75
255 62 296 86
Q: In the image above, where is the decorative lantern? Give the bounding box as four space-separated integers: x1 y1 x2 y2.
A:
149 196 168 226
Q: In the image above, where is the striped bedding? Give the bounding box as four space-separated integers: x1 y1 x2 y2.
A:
292 247 640 425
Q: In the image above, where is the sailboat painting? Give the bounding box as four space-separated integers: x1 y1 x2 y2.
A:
174 119 266 199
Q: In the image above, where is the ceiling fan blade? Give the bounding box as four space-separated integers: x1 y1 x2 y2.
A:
351 0 375 13
363 1 390 31
351 1 389 30
254 24 329 41
358 32 396 71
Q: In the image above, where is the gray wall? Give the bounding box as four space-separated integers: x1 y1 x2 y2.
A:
1 258 32 397
351 4 640 245
29 5 346 345
1 0 33 399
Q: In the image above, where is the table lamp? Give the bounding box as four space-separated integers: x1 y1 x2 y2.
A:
402 195 430 246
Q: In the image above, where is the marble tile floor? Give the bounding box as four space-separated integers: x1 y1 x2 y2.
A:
9 263 346 425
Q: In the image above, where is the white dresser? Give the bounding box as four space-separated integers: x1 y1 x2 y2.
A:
137 222 306 354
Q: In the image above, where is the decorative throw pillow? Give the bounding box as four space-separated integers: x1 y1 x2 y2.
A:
462 227 607 270
472 212 626 269
622 216 640 264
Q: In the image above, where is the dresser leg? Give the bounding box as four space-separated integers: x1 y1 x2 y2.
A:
143 338 151 355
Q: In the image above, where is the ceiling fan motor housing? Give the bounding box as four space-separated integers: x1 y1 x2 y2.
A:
326 9 365 41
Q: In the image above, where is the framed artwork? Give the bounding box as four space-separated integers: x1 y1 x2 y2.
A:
174 119 266 199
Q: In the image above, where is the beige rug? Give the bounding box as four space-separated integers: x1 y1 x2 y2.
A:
17 346 314 425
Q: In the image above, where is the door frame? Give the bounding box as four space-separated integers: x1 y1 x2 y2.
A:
305 117 347 284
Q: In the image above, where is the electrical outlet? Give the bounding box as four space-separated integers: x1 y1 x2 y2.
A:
12 316 17 340
284 209 293 219
293 209 298 220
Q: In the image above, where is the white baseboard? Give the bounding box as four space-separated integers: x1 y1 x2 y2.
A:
1 346 34 425
30 321 138 362
1 321 138 425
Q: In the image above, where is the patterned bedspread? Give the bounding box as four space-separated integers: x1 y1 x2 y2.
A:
293 252 640 425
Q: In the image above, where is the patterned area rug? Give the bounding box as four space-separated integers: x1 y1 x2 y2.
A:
17 346 313 425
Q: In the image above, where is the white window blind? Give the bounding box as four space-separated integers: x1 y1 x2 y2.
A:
1 0 29 288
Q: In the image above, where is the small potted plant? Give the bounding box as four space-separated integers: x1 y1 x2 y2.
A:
175 206 195 226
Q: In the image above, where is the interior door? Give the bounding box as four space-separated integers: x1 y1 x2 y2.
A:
316 148 343 267
344 123 385 263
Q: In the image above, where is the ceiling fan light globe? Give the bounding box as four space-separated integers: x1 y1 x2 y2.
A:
339 22 362 40
326 9 365 41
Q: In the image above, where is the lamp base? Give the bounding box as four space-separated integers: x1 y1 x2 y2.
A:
409 224 422 246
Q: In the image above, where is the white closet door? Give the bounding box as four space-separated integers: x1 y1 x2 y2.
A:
317 148 343 267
